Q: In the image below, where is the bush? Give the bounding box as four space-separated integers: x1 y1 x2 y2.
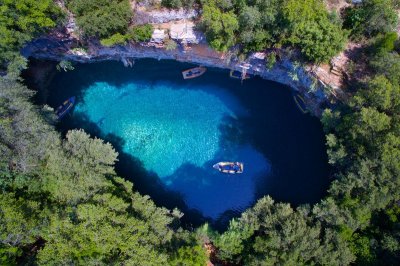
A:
161 0 195 9
68 0 132 38
344 0 398 38
0 0 63 65
283 0 347 62
164 38 178 50
343 6 365 38
127 24 153 42
201 1 239 52
265 51 277 70
374 32 398 53
100 33 127 47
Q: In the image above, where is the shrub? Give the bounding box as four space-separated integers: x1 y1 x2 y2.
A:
100 33 127 47
201 1 239 52
127 24 153 42
68 0 132 38
344 0 398 38
164 38 178 50
161 0 195 9
374 32 398 53
266 51 277 70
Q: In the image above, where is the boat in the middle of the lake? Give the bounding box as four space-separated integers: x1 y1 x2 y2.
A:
182 66 207 79
213 162 244 174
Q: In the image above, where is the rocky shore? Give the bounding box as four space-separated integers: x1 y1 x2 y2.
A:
23 33 337 116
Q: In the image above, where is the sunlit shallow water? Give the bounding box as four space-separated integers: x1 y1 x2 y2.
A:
39 59 329 227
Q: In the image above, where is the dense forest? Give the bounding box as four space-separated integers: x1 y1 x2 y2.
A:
1 0 400 265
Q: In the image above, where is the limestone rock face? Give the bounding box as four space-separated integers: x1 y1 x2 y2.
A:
22 36 330 116
133 7 198 25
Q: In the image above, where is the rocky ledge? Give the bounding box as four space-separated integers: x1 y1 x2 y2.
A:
22 34 334 116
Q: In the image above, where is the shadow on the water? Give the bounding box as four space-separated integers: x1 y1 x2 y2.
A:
35 58 331 231
60 111 209 228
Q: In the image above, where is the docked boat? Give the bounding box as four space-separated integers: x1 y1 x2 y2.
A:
293 93 308 114
213 162 244 174
182 66 206 79
55 96 75 119
229 69 250 80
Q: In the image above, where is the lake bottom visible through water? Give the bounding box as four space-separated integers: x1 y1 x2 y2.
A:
34 59 330 229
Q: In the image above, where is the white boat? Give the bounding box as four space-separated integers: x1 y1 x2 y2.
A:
213 162 244 174
182 66 206 79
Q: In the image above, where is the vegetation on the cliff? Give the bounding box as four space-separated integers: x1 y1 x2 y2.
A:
0 0 62 66
0 73 209 264
0 0 400 265
100 25 153 47
343 0 398 38
67 0 132 38
197 0 347 62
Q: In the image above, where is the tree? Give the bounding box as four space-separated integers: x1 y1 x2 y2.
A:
370 51 400 85
214 219 253 263
100 33 127 47
161 0 195 9
168 245 208 266
373 32 398 53
362 0 398 36
212 196 355 265
0 77 177 264
67 0 132 38
360 75 400 112
37 192 173 265
0 0 62 65
0 193 46 264
283 0 347 62
201 1 239 52
344 0 398 38
127 24 154 42
296 19 347 62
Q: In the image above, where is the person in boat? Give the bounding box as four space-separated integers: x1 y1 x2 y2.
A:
233 163 240 173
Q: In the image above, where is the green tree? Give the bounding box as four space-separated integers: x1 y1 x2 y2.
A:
168 245 208 266
362 0 398 36
283 0 347 62
213 196 355 265
67 0 132 38
0 193 46 264
344 0 398 38
201 1 239 52
127 24 154 42
100 33 127 47
0 0 62 65
370 51 400 85
0 77 177 265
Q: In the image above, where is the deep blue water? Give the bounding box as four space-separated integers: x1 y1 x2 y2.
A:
41 59 329 228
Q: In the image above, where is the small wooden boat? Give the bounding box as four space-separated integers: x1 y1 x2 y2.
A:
55 96 75 119
230 70 250 80
182 66 206 79
293 93 308 114
213 162 244 174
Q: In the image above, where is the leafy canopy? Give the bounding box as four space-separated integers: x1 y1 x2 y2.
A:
0 0 62 65
67 0 132 38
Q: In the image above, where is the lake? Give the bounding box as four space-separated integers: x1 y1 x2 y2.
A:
38 59 329 229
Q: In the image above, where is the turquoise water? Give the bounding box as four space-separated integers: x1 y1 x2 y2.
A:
42 59 329 227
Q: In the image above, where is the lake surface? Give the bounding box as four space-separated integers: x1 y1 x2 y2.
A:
41 59 329 228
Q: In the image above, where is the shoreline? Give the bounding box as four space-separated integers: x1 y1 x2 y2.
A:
22 37 334 116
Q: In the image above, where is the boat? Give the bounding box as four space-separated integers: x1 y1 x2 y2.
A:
213 162 244 174
55 96 76 119
182 66 206 79
230 69 250 80
293 93 308 114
